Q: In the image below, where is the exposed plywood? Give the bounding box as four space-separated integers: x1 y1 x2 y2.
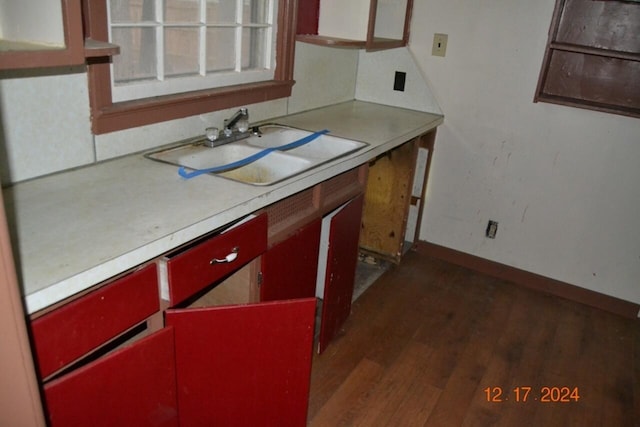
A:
360 139 417 263
187 259 260 308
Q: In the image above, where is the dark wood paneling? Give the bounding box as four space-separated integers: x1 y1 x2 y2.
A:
557 0 640 52
535 0 640 118
544 50 640 110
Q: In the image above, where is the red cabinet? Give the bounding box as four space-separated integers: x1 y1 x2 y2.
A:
42 298 316 427
166 298 316 426
33 167 368 424
261 218 322 301
31 264 159 379
36 214 317 426
44 327 178 427
261 166 367 353
161 214 316 426
317 195 364 354
162 214 268 306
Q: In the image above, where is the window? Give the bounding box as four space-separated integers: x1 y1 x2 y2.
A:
109 0 276 102
84 0 296 134
534 0 640 119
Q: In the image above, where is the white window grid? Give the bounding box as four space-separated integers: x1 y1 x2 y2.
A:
108 0 276 103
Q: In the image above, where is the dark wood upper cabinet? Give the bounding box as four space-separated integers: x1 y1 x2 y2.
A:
535 0 640 118
297 0 413 51
0 0 84 70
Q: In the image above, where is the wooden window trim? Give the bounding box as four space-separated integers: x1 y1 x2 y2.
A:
534 0 640 119
83 0 298 135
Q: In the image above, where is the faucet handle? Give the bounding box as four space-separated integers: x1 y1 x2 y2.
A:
205 127 219 142
237 118 249 133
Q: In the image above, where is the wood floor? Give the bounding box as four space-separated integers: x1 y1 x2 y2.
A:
308 250 640 426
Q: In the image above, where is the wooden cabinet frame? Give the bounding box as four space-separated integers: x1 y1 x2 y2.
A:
360 130 436 263
0 189 45 426
0 0 84 70
296 0 414 51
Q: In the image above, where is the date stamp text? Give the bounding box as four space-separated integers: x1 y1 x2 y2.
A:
484 386 580 403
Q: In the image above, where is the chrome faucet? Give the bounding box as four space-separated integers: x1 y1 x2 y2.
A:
223 107 249 136
204 108 251 147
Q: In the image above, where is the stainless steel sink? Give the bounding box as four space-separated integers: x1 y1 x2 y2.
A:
246 125 368 161
145 124 368 186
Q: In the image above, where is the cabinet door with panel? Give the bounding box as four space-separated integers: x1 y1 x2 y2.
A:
317 194 364 354
43 328 178 427
166 298 316 427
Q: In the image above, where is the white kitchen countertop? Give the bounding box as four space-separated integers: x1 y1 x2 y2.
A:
3 101 443 314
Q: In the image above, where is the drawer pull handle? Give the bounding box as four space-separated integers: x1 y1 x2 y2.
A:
210 247 239 265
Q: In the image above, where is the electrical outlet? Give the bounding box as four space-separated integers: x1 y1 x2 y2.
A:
394 71 406 91
432 33 448 57
486 220 498 239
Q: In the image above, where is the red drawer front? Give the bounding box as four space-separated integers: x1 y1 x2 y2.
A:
31 264 159 379
166 214 267 306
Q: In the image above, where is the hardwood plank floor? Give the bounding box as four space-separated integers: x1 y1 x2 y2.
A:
308 251 640 426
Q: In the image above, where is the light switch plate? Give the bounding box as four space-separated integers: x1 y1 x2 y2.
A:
432 33 448 57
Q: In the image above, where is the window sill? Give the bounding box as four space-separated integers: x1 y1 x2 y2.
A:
84 38 120 58
91 79 295 135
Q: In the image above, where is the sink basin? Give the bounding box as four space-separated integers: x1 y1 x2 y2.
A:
247 125 368 161
144 125 368 185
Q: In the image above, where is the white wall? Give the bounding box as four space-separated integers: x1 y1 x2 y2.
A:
355 47 441 114
0 68 94 183
410 0 640 304
288 43 358 114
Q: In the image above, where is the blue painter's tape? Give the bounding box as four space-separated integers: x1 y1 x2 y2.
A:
179 129 330 179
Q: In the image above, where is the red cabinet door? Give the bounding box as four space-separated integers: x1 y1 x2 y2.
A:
166 298 316 427
261 218 322 301
43 328 178 427
318 195 364 354
32 264 159 379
